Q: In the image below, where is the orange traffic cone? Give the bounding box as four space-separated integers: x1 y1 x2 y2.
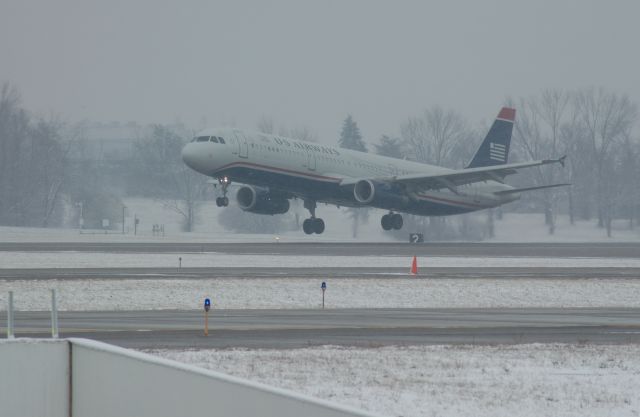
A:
410 256 418 275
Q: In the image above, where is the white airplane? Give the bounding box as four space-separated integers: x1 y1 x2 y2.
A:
182 107 567 235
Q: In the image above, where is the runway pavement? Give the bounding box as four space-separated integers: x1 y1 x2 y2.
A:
2 241 639 348
1 241 640 258
1 266 639 281
5 308 640 349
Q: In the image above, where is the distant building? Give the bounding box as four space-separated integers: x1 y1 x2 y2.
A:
68 121 141 162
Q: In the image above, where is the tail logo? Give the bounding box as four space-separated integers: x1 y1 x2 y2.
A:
489 142 506 162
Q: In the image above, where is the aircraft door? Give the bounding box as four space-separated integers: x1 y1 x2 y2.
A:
388 164 399 177
306 152 316 171
233 131 249 158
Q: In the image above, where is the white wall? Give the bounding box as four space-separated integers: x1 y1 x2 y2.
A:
70 338 377 417
0 338 380 417
0 339 69 417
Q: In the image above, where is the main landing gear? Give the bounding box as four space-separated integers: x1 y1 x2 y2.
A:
381 212 403 231
215 176 230 207
302 200 325 235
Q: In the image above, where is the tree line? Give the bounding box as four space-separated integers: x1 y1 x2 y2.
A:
380 88 638 238
0 83 70 227
1 81 637 239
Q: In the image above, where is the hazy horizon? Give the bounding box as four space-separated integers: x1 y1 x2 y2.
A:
3 0 640 143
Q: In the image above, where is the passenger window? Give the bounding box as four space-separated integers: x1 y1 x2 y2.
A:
210 137 219 143
197 136 210 142
219 137 226 144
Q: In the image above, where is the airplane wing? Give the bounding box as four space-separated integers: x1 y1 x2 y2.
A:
340 156 567 192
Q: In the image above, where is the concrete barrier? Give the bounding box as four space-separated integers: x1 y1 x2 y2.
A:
0 338 382 417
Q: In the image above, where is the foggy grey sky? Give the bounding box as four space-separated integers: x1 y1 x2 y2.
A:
2 0 639 143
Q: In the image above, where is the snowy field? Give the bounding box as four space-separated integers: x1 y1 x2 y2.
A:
3 277 640 311
2 252 640 269
149 344 640 417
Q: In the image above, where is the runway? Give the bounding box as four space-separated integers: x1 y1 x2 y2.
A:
5 308 640 349
1 266 639 281
2 241 640 348
1 241 640 258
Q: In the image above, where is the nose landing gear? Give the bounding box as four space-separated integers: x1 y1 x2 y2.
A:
381 212 403 231
215 176 231 207
302 200 325 234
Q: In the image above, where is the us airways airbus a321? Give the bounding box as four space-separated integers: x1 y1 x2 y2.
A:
182 107 567 235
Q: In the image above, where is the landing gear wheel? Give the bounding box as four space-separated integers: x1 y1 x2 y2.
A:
381 213 403 231
302 199 325 235
312 218 325 234
216 197 229 207
381 214 393 231
303 218 314 235
392 213 403 230
303 217 325 234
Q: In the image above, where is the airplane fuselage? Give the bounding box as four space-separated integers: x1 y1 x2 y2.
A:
181 128 519 216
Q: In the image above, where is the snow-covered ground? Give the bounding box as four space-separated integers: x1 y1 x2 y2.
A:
0 197 638 243
2 252 640 269
149 344 640 417
3 277 640 311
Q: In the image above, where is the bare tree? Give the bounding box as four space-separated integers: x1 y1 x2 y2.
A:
30 117 72 227
0 83 27 224
400 105 469 167
0 83 69 227
512 89 570 234
574 87 637 235
400 106 471 237
558 111 588 225
131 124 207 232
256 117 276 135
257 117 318 142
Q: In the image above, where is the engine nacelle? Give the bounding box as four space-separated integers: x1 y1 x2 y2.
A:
236 186 290 215
353 179 376 204
352 179 409 210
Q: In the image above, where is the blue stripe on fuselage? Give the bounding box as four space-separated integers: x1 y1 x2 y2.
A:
216 164 480 216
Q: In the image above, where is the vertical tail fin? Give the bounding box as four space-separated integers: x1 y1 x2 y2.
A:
466 107 515 169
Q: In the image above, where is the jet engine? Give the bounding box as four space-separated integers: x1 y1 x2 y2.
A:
352 179 409 210
353 179 376 204
236 186 290 215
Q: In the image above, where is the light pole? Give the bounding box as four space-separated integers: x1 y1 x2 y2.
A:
75 202 84 230
122 205 127 234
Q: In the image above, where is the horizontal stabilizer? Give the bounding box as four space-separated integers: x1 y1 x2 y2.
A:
494 183 571 195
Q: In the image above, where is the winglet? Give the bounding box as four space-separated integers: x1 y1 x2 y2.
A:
541 155 568 168
558 155 567 168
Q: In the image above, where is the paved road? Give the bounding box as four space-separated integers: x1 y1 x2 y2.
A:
1 242 640 257
1 266 638 281
5 308 640 349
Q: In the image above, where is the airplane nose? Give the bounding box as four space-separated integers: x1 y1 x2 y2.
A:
181 143 200 171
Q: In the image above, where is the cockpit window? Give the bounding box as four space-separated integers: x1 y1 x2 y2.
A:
210 137 219 143
218 137 226 144
196 136 210 142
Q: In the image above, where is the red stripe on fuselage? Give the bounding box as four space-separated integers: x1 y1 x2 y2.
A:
216 161 487 211
215 161 342 182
